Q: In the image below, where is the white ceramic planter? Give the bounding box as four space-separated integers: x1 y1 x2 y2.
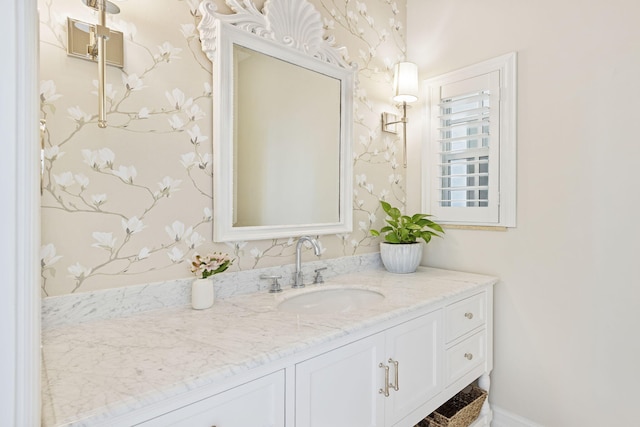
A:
379 242 423 274
191 278 215 309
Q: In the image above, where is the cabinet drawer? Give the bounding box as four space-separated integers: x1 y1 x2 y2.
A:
444 330 486 385
445 292 486 342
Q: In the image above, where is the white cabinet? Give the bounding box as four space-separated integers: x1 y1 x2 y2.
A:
444 330 486 386
134 288 492 427
444 292 486 343
383 311 441 426
443 292 488 389
136 370 285 427
295 310 441 427
442 291 492 427
295 332 386 427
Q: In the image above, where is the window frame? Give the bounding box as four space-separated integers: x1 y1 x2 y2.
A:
422 52 517 228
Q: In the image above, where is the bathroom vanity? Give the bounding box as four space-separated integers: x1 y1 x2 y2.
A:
41 266 496 427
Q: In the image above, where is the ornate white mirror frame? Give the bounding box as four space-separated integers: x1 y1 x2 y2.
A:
198 0 355 242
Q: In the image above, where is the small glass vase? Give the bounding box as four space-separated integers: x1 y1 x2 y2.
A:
191 277 214 309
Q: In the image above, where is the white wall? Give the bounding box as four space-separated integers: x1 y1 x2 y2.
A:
407 1 640 425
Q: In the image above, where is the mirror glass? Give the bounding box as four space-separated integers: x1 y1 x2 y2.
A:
204 11 355 242
233 44 341 227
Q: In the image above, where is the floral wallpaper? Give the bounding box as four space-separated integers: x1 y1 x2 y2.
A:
39 0 408 297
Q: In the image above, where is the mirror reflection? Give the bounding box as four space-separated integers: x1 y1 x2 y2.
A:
233 44 342 227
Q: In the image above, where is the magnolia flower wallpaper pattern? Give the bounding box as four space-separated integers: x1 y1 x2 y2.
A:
39 0 409 297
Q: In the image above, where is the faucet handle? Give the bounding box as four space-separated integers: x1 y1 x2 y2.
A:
260 274 282 293
313 267 327 284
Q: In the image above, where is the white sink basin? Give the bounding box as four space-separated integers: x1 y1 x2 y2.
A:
277 287 385 315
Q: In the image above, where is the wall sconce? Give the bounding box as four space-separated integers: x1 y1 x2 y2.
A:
382 62 419 167
67 0 123 128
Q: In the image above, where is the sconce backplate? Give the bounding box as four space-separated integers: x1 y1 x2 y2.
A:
382 112 399 134
67 17 124 68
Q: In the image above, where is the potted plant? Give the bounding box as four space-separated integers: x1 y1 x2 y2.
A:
370 201 444 273
189 252 233 309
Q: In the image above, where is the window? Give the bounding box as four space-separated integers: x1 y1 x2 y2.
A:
423 53 516 227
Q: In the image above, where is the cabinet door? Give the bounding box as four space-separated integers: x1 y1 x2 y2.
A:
137 370 285 427
385 310 442 426
295 333 386 427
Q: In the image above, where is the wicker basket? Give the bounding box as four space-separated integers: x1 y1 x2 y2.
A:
416 385 487 427
414 418 440 427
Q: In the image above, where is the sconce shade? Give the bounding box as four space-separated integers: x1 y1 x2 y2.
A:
393 62 419 103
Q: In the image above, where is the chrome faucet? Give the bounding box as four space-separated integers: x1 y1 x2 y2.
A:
293 236 321 288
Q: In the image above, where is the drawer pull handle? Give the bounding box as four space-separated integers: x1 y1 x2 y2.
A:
464 352 474 360
464 312 474 319
378 363 390 397
389 358 399 392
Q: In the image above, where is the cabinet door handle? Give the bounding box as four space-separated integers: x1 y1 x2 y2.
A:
464 352 474 360
464 312 474 319
388 358 399 391
378 363 390 397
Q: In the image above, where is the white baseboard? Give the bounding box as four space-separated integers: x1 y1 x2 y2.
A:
491 405 544 427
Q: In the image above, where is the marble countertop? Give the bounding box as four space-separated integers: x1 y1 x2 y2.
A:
41 266 497 427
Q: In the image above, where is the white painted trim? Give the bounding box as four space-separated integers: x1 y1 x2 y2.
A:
492 405 545 427
1 0 41 425
199 0 355 242
0 1 18 417
421 52 517 228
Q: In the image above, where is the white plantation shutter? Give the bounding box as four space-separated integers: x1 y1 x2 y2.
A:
424 53 516 227
435 72 499 222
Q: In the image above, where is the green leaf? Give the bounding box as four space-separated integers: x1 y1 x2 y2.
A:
380 201 393 215
411 213 428 221
430 224 444 234
385 234 400 243
373 200 444 245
